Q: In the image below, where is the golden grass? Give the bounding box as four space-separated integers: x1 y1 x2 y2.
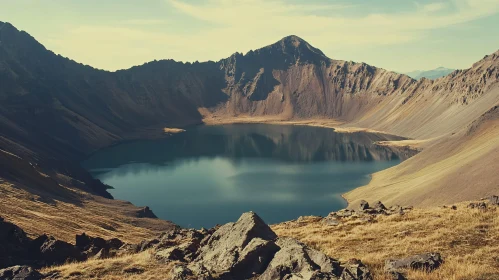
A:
345 118 499 208
0 182 174 244
272 202 499 280
41 251 177 280
39 201 499 279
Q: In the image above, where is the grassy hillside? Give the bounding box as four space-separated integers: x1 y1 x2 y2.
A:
39 200 499 279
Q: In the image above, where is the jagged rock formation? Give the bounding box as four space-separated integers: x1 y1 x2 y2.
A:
1 212 372 280
0 216 125 270
0 265 42 280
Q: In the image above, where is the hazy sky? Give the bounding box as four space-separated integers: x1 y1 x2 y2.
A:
1 0 499 72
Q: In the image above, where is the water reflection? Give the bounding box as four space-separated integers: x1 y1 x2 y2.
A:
82 124 411 228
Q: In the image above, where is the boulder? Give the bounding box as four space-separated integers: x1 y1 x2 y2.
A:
385 252 443 274
0 219 32 268
135 239 160 252
106 238 124 250
75 233 108 251
194 212 278 278
0 265 42 280
373 201 387 211
258 237 344 280
169 264 194 280
359 200 370 211
468 202 487 209
155 247 186 262
322 216 341 226
340 259 372 280
39 237 85 265
487 195 499 205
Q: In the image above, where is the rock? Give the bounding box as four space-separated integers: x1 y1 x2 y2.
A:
75 233 92 250
487 195 499 205
258 237 344 280
230 238 280 279
451 205 457 210
187 263 213 280
194 212 278 278
340 259 372 280
388 271 407 280
0 218 32 268
359 200 370 211
106 238 124 250
0 265 42 280
385 252 443 274
75 233 123 258
39 237 85 265
373 201 387 211
169 264 194 280
155 247 186 262
322 217 341 226
468 202 487 209
335 209 355 218
136 206 158 218
135 239 160 252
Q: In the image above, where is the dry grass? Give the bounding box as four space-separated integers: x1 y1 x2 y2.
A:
272 202 499 280
38 201 499 279
41 251 177 280
346 116 499 208
0 182 175 244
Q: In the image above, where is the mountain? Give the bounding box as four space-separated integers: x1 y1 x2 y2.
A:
0 20 499 240
405 67 455 80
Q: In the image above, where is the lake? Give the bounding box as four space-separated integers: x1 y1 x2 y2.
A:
82 124 408 228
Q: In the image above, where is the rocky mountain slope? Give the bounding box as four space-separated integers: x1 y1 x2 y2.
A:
0 20 498 238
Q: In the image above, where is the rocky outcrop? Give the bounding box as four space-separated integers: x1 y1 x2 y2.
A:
322 201 412 225
194 212 279 278
136 206 158 218
0 265 42 280
0 217 32 268
259 237 344 280
384 253 443 279
0 216 125 269
137 212 370 280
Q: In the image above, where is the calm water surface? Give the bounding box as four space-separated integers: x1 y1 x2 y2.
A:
82 124 406 228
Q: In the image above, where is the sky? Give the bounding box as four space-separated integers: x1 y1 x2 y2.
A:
1 0 499 73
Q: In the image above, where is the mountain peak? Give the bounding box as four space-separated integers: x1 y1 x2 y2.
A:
246 35 329 66
278 35 306 47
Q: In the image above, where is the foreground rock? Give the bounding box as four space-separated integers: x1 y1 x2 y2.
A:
259 238 371 280
385 252 443 279
2 210 374 279
0 216 126 269
194 212 278 278
152 212 373 279
0 265 42 280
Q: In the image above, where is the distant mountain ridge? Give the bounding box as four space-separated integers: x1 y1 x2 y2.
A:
405 67 455 80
